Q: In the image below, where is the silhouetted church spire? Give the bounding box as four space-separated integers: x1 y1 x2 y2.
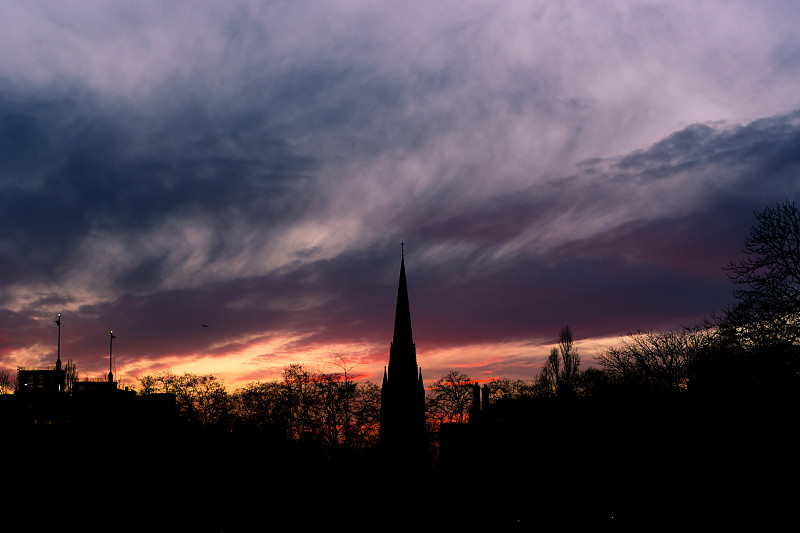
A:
380 245 426 462
390 250 417 373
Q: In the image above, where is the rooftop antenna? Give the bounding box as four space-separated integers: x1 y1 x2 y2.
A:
55 314 62 371
108 330 116 383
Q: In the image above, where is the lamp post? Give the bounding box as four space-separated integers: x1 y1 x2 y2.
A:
55 314 62 371
108 330 116 383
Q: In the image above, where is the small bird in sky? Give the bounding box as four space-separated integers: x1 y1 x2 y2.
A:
202 324 209 327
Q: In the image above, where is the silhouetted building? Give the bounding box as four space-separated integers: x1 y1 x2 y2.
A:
72 378 119 394
16 314 67 395
13 355 67 425
380 250 426 460
5 316 179 431
16 358 66 395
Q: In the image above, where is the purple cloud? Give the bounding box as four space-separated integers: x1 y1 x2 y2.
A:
2 2 800 386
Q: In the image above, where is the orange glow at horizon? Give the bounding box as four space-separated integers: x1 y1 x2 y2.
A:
107 333 622 392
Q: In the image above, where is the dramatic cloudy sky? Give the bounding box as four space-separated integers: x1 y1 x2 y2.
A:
2 1 799 389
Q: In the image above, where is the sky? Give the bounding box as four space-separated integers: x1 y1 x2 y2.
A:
2 1 800 390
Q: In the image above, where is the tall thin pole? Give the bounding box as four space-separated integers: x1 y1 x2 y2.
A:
55 314 62 370
108 330 115 383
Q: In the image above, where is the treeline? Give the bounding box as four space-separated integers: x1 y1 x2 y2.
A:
596 200 800 400
135 360 381 458
482 200 800 404
430 203 799 417
133 201 800 456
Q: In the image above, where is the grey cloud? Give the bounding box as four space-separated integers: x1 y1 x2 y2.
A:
615 112 800 186
396 112 800 261
29 245 400 372
0 90 319 291
3 1 800 381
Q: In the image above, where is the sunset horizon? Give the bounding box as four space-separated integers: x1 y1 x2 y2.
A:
3 1 799 393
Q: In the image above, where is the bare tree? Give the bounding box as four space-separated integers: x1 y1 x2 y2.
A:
427 371 474 424
324 354 380 450
538 326 581 397
724 200 800 346
137 361 383 451
64 360 77 394
597 327 715 395
281 363 320 441
231 381 286 431
137 371 229 425
0 369 14 394
138 373 160 395
344 380 381 448
228 360 381 451
485 377 536 402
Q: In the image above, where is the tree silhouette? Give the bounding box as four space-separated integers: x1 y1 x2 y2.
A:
538 326 581 397
597 327 715 396
484 377 536 402
137 371 228 424
427 370 474 424
64 359 77 394
724 200 800 346
225 361 381 454
0 369 13 394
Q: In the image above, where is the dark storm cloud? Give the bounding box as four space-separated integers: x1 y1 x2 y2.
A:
0 90 318 295
400 111 800 254
615 113 800 185
4 102 800 379
374 112 800 353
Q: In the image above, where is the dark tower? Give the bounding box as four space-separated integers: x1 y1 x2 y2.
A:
380 246 426 461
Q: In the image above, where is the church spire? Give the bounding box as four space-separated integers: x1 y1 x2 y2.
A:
380 244 426 460
390 248 415 366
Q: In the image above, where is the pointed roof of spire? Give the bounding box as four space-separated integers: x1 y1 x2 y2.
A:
392 251 414 348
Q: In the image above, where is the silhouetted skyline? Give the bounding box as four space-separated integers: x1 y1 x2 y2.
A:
2 2 800 389
5 197 800 528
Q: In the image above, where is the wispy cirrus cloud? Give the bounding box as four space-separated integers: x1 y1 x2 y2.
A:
1 1 800 386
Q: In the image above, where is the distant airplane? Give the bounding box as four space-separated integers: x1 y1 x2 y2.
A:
202 324 209 327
